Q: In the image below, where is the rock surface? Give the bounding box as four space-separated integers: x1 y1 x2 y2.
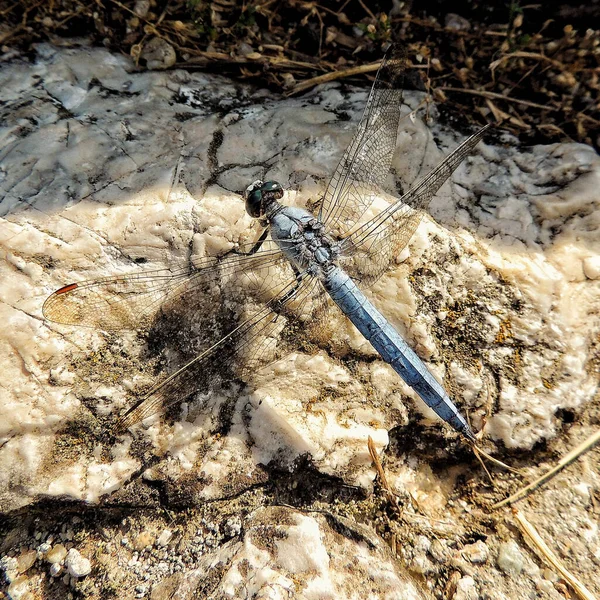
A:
0 45 599 600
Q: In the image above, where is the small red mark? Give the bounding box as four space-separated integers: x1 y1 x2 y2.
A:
56 283 78 295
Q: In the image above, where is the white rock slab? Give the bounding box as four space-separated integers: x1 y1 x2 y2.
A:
1 45 598 511
147 506 426 600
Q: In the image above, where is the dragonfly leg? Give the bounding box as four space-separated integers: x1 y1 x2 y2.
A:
272 266 304 316
233 227 269 256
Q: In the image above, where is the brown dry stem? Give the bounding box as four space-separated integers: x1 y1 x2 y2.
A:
513 509 597 600
493 428 600 509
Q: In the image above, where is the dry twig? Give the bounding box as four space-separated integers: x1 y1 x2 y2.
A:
494 428 600 508
513 509 597 600
288 60 383 95
367 436 401 512
490 50 566 72
438 86 556 112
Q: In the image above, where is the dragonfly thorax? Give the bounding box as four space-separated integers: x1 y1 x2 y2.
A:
269 205 340 278
244 180 339 277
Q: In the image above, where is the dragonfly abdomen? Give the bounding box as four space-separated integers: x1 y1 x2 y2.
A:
323 267 475 441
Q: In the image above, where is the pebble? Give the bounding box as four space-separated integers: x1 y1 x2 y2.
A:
537 579 557 595
16 550 37 573
444 13 472 32
45 544 67 564
415 535 431 553
583 256 600 280
0 556 19 574
141 37 176 70
429 540 451 564
281 72 296 89
134 0 150 18
65 549 91 578
461 541 489 564
224 517 242 538
238 42 254 56
50 563 62 577
37 543 51 556
541 567 559 582
411 554 435 575
133 532 154 551
452 575 478 600
497 541 524 575
572 482 591 501
156 529 173 547
7 574 32 600
157 561 169 573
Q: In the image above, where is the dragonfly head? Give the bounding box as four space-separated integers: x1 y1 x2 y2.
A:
244 180 284 218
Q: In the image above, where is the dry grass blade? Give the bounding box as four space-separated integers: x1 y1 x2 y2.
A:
438 87 557 112
513 509 597 600
177 48 321 74
288 61 383 95
493 428 600 509
469 441 522 475
490 51 567 71
472 444 495 484
367 436 400 511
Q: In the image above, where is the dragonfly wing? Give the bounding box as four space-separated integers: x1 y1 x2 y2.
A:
318 45 407 236
43 239 286 331
339 125 491 286
117 273 323 429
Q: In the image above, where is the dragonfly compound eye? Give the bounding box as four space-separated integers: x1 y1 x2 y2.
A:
244 180 264 218
244 180 283 218
245 189 264 218
261 181 284 200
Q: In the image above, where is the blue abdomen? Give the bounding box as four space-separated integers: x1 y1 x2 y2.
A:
323 266 474 439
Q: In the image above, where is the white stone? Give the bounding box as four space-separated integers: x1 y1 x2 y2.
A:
461 540 489 564
7 575 31 600
0 556 18 581
37 543 51 555
45 544 67 565
497 541 524 575
573 482 591 500
64 549 91 578
453 575 478 600
583 255 600 279
156 529 173 547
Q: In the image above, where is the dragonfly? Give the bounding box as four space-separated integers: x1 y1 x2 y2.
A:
43 45 490 441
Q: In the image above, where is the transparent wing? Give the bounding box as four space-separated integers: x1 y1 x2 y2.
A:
339 125 492 286
43 233 336 430
117 273 323 429
318 45 407 236
43 239 286 331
